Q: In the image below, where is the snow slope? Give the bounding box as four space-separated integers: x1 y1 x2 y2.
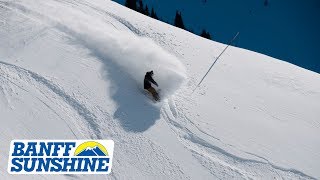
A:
0 0 319 179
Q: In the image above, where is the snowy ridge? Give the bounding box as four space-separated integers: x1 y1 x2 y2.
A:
0 0 319 179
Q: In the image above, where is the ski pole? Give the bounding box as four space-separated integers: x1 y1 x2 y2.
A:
192 32 239 94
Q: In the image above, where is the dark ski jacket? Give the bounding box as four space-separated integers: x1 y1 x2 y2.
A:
144 72 158 89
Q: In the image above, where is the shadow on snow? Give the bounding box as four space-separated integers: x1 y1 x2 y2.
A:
99 56 160 133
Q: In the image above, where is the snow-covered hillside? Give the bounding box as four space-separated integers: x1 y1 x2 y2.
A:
0 0 319 179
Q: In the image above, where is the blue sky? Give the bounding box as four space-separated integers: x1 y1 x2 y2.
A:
113 0 320 73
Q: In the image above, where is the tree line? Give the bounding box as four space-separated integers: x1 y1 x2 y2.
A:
124 0 212 40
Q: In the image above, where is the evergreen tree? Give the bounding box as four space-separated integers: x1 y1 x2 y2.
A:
125 0 137 11
144 5 149 16
174 11 185 29
200 29 211 40
138 0 144 13
151 7 158 19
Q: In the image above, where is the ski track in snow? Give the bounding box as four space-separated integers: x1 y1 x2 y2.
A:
161 95 315 179
0 70 80 138
0 61 103 139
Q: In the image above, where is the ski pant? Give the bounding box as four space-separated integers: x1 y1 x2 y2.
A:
147 87 159 100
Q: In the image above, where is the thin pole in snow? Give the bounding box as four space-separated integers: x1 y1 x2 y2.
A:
192 32 239 94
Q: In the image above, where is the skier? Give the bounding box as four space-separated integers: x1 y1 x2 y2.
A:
144 70 160 101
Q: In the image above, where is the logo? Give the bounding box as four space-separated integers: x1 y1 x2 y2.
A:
8 140 114 174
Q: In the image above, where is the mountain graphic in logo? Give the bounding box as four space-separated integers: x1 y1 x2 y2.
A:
77 146 107 156
74 141 109 156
